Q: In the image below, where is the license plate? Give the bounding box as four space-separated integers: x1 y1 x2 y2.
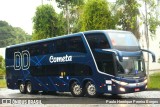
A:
135 88 140 91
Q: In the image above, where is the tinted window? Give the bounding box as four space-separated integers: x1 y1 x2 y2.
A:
6 46 25 59
29 44 40 56
54 39 67 53
6 48 13 59
29 42 51 56
30 63 92 76
6 46 27 59
67 36 86 53
8 36 87 58
41 43 50 55
54 36 86 53
96 53 115 75
85 33 110 50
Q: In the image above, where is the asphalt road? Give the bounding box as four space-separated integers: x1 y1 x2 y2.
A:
0 88 160 107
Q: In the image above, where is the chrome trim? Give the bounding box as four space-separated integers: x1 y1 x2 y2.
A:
127 81 147 87
111 79 147 87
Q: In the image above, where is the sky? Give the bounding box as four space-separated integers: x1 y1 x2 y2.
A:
0 0 152 35
0 0 117 35
0 0 61 35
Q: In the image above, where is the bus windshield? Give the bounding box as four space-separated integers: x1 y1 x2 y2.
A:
108 32 139 47
116 57 146 77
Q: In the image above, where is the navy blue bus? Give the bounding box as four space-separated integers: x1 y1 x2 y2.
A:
5 30 155 97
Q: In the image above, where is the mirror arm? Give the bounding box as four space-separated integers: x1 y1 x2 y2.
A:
141 49 156 62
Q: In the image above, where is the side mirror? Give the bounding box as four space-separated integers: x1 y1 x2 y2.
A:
141 49 156 62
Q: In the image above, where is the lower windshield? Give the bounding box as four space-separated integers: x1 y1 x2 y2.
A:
116 57 145 77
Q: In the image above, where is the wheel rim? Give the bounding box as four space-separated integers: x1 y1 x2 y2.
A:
20 84 24 92
27 83 32 93
87 84 96 96
73 84 82 95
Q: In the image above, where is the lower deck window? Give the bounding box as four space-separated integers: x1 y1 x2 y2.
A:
94 52 115 76
30 63 92 76
97 61 115 75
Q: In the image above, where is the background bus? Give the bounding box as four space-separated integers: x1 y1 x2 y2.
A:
5 30 155 97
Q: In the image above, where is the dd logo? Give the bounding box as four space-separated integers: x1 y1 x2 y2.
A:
14 50 30 70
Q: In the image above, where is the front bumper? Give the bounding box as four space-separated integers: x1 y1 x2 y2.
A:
109 78 147 94
111 84 147 94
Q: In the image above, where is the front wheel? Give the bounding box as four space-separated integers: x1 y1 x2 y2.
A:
70 82 84 97
85 81 97 97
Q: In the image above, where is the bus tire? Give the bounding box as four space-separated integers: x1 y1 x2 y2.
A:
19 83 26 94
26 82 38 94
70 82 84 97
85 81 97 97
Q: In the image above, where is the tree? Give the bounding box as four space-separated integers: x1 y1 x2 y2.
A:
70 3 84 33
0 20 31 48
33 4 58 40
142 0 160 80
114 0 141 39
114 0 160 80
14 27 31 43
0 55 5 75
144 0 160 35
80 0 117 31
0 56 4 69
56 0 84 34
32 4 66 40
56 12 67 35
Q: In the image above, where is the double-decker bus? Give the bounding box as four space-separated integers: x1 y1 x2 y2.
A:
5 30 155 97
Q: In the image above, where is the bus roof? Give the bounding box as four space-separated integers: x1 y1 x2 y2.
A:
6 30 131 49
83 30 131 34
6 32 83 49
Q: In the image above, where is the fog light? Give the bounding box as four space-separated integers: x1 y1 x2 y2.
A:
119 87 125 92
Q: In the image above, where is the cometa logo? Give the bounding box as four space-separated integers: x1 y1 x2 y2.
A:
49 55 72 63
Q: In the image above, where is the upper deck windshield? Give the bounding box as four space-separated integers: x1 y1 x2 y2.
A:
108 32 140 51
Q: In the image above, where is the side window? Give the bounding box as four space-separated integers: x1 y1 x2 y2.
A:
41 43 49 55
48 41 55 54
55 39 67 53
30 64 92 76
30 44 40 56
65 64 92 76
6 48 13 59
85 33 110 50
68 36 86 53
96 53 115 76
54 36 87 53
29 42 50 56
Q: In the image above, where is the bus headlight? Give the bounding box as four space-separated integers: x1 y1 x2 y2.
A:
111 79 128 86
119 87 126 92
